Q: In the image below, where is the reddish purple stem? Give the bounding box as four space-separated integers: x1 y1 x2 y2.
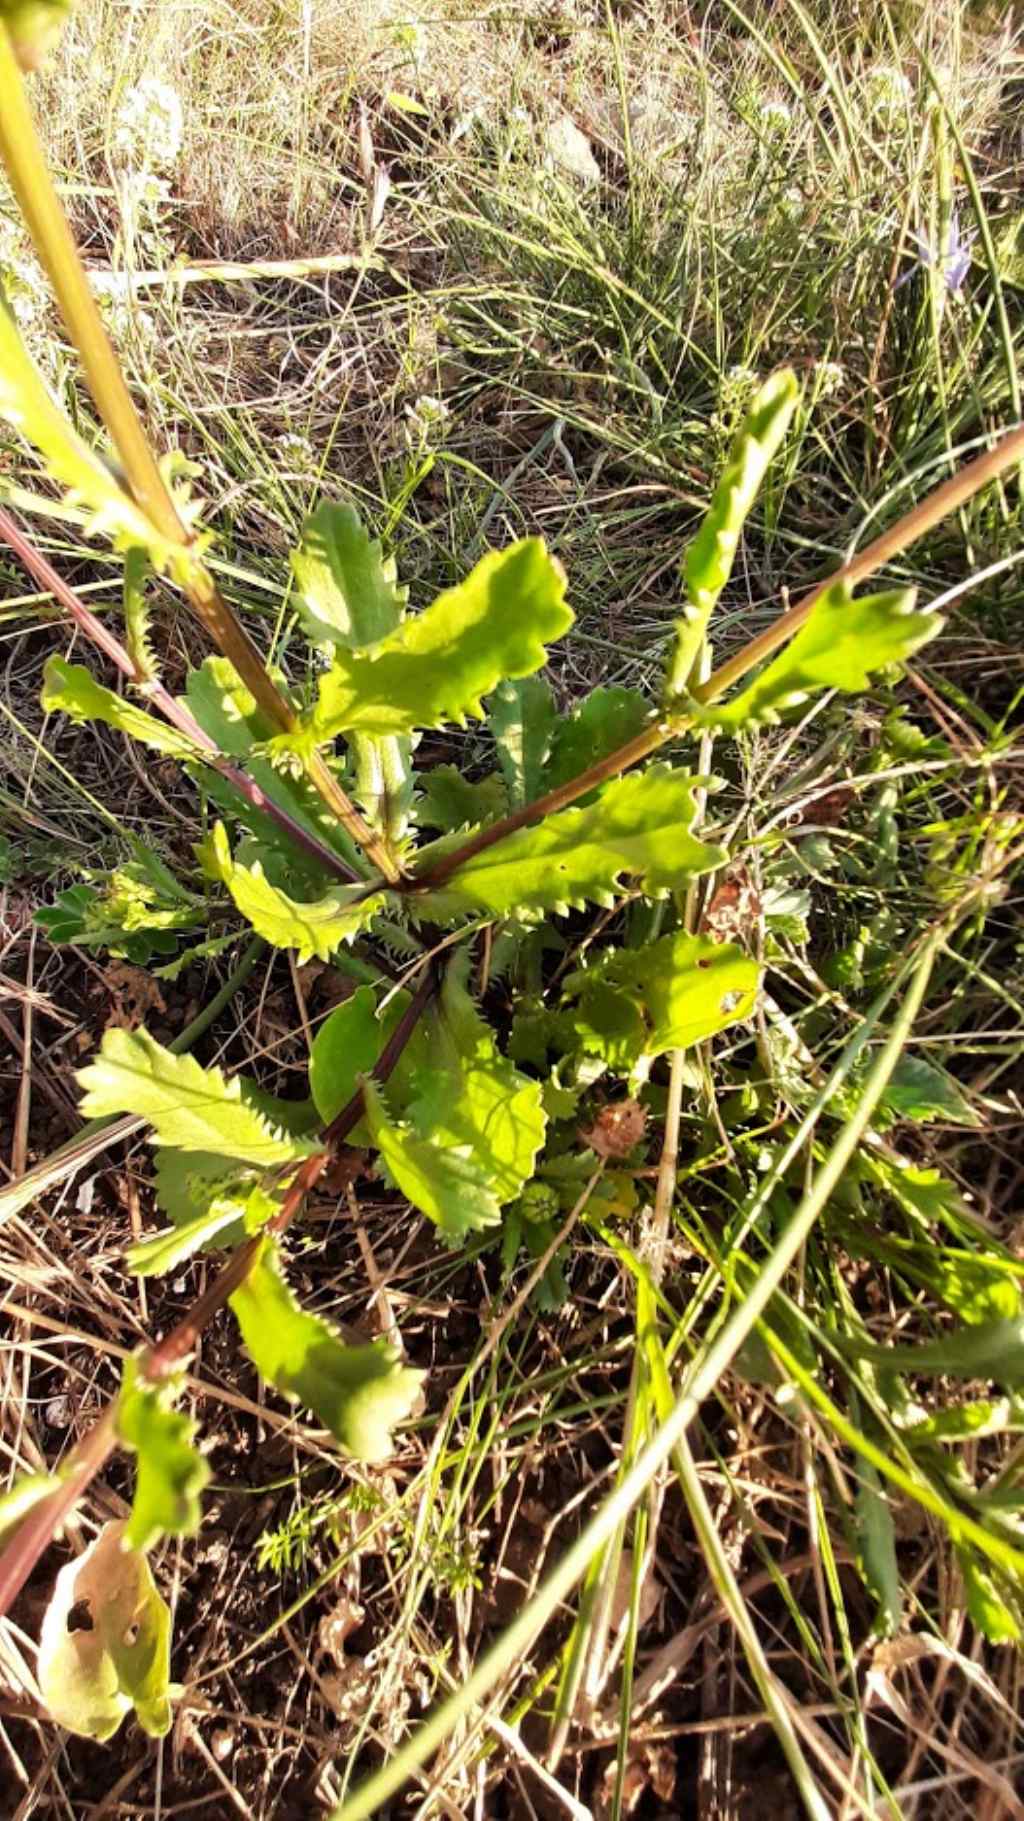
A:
0 506 361 884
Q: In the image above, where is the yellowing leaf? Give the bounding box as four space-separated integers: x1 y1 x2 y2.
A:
229 1239 424 1461
38 1521 172 1740
41 656 198 758
77 1025 315 1165
309 539 572 740
207 822 385 962
117 1361 209 1553
705 582 943 729
416 766 725 922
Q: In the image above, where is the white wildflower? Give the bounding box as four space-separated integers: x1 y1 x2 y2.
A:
760 98 792 135
113 77 184 168
403 393 451 451
864 65 913 117
278 431 317 474
813 359 844 398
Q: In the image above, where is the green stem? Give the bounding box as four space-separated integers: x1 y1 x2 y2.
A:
0 26 183 542
409 418 1024 894
0 32 403 884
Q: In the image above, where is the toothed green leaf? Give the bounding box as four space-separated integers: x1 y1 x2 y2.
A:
77 1026 315 1165
488 674 557 808
291 499 407 650
41 656 197 757
417 764 507 832
545 686 651 798
290 503 414 842
567 930 760 1059
38 1522 172 1741
127 1181 278 1277
117 1361 209 1553
362 1077 503 1240
229 1238 424 1461
701 582 943 729
409 965 547 1205
414 766 725 922
123 548 158 682
668 368 799 693
206 821 384 962
306 539 572 740
184 657 362 875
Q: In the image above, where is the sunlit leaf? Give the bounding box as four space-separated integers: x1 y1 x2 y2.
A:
409 965 547 1204
903 1396 1024 1443
38 1521 172 1740
206 822 385 963
704 581 943 729
307 539 572 740
77 1025 315 1165
229 1238 424 1460
127 1179 277 1277
416 766 725 922
0 296 201 577
184 657 362 876
667 368 799 693
488 675 556 808
123 548 158 682
41 656 197 757
117 1360 209 1552
362 1078 503 1240
564 930 759 1059
290 502 413 842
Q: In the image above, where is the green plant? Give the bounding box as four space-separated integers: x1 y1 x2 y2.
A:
1 10 1023 1799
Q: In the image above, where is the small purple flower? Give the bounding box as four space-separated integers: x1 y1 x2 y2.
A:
898 208 975 297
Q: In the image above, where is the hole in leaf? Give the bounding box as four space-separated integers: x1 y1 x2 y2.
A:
123 1621 140 1647
66 1598 94 1634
